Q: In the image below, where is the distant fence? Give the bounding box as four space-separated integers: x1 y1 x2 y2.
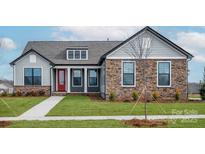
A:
188 83 200 94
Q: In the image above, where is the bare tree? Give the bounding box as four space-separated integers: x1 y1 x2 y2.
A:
126 32 153 120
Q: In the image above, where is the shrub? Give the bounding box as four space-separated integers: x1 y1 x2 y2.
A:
200 67 205 100
1 91 7 97
38 90 45 96
11 93 16 97
200 83 205 100
16 91 22 96
109 92 116 101
132 91 138 101
175 88 181 101
31 90 37 96
25 91 32 96
152 91 160 100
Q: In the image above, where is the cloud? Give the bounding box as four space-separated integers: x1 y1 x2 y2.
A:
0 37 16 50
52 26 143 41
194 55 205 62
175 31 205 62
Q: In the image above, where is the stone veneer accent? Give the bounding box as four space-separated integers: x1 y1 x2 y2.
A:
105 59 188 101
14 86 51 96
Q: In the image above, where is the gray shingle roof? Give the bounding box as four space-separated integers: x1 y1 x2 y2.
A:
23 41 122 65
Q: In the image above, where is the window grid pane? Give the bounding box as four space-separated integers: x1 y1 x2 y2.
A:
25 68 32 76
123 62 134 73
25 77 32 85
33 68 41 77
75 50 80 59
159 62 170 74
73 70 81 77
158 62 170 86
68 50 74 59
81 50 87 59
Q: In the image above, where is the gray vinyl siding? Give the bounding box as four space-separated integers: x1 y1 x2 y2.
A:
107 31 186 59
14 52 51 86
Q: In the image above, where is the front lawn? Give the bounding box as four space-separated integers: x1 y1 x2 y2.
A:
47 95 205 116
1 119 205 128
0 97 47 117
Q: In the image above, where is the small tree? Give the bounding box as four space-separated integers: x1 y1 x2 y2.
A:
200 67 205 100
126 30 153 120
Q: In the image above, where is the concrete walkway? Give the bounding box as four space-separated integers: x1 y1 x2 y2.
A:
1 114 205 121
19 96 64 118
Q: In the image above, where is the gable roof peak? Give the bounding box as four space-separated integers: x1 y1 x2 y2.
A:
98 26 193 64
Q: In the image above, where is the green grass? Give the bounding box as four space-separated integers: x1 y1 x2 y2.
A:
0 97 47 117
2 119 205 128
47 95 205 116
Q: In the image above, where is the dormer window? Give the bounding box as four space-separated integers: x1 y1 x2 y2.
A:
68 50 74 59
75 50 80 59
67 49 88 60
81 50 87 59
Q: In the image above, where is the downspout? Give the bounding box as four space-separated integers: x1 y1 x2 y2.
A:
12 65 14 91
187 57 192 100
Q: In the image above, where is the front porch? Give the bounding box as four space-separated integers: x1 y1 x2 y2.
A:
51 66 101 95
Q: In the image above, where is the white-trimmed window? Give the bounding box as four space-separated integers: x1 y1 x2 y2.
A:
24 68 41 85
157 61 171 87
81 50 87 59
72 69 82 87
122 61 136 87
67 50 88 60
88 69 98 87
68 50 74 59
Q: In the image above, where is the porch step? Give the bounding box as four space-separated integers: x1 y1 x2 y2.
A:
52 92 100 96
52 92 67 96
68 93 100 97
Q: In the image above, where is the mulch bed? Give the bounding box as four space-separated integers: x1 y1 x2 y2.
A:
0 121 11 128
123 119 168 127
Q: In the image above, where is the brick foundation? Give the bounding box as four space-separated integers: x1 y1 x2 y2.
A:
14 86 51 96
105 59 188 101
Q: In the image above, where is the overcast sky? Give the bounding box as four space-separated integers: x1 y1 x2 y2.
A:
0 26 203 82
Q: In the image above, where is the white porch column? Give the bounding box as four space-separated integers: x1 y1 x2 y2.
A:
50 68 54 92
13 65 16 86
67 67 70 93
84 68 87 93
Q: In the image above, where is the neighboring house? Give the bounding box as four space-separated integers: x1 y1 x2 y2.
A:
188 82 200 94
10 26 193 100
0 82 13 94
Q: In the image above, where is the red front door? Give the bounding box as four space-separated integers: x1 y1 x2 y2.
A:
58 69 65 91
